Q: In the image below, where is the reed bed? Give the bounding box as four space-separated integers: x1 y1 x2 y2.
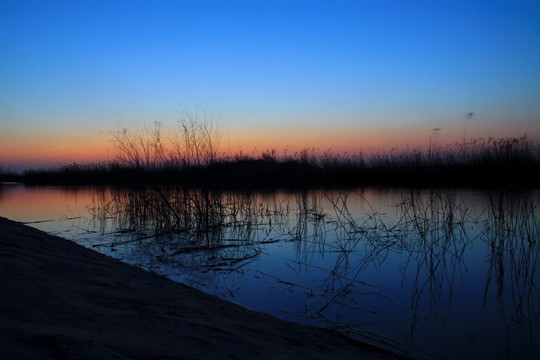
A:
83 184 540 356
9 118 539 188
87 186 307 272
480 191 540 346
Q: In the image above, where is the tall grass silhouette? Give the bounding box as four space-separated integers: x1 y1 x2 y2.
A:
83 185 540 357
15 118 540 188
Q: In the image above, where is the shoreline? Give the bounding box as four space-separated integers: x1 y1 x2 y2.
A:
0 216 407 359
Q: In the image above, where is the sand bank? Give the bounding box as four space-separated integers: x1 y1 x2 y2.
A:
0 217 407 359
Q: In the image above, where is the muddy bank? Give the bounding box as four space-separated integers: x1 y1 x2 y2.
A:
0 217 406 359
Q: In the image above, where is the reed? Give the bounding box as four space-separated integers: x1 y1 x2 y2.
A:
87 186 307 275
14 117 540 188
84 184 540 354
284 188 539 350
480 191 540 345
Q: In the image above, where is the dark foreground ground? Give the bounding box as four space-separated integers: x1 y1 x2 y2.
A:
0 217 407 360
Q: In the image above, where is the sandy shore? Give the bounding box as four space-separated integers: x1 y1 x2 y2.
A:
0 216 407 359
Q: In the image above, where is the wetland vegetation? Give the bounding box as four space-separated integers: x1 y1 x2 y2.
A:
90 186 540 359
4 119 539 188
2 120 539 359
2 183 538 359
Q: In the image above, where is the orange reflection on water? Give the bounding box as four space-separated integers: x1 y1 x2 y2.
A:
0 185 95 224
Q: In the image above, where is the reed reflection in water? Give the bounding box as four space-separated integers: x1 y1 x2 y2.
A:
482 192 540 353
63 186 540 359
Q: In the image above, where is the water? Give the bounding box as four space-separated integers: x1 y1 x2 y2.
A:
1 183 539 360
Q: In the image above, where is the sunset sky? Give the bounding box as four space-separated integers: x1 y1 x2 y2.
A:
1 0 540 170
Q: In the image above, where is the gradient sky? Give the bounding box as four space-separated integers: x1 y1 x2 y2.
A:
1 0 540 170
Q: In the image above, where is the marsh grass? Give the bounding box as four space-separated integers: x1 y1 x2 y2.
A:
16 118 540 188
83 183 540 357
88 186 309 273
0 164 21 183
22 115 536 352
275 189 539 354
480 191 540 348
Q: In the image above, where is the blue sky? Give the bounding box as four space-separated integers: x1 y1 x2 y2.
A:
1 0 539 168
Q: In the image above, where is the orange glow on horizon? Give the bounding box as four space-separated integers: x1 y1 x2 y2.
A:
221 124 448 156
2 123 538 169
0 130 110 168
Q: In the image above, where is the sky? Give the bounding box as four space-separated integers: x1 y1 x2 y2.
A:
1 0 540 170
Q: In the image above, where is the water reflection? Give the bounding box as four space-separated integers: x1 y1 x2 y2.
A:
481 192 540 355
0 184 538 359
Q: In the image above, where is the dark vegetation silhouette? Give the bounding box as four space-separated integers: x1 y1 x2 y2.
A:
5 119 540 188
86 185 540 357
0 164 18 183
2 115 538 356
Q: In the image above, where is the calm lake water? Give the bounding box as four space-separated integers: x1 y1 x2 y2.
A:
1 184 539 360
